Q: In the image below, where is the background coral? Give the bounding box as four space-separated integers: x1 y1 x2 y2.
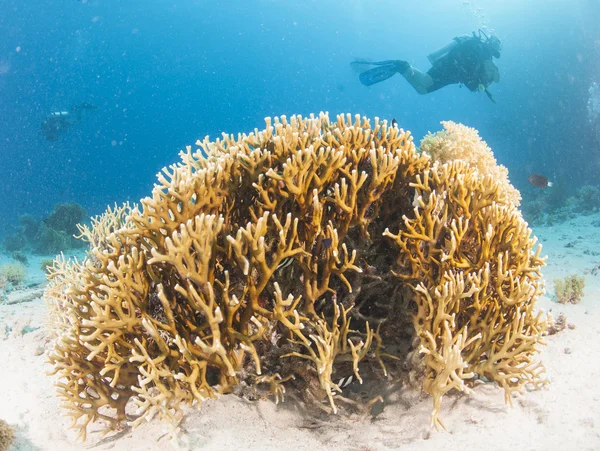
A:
2 233 25 253
11 251 28 266
0 263 26 288
18 214 39 241
419 121 521 207
521 198 546 225
575 185 600 212
33 225 73 255
40 258 55 273
43 202 87 236
554 274 585 304
1 203 87 255
520 183 600 227
45 113 546 439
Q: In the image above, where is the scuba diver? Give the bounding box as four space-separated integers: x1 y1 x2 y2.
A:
41 103 98 141
351 30 502 103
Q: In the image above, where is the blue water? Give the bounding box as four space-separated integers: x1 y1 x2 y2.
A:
1 0 598 236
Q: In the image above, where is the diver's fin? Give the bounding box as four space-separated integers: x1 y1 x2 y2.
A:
351 59 405 73
350 60 375 74
358 62 404 87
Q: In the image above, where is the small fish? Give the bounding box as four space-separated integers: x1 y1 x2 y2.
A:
337 375 354 389
391 118 398 128
332 375 356 396
276 257 294 271
528 173 553 188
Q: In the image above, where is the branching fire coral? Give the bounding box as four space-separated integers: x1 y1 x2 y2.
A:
45 113 547 439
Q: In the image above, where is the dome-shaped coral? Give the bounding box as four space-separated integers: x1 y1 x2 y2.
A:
420 121 521 207
45 113 546 439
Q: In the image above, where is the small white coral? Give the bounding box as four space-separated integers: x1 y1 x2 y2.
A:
420 121 521 207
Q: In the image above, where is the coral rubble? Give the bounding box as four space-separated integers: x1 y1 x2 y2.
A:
44 113 547 439
575 185 600 212
546 312 570 335
1 203 87 255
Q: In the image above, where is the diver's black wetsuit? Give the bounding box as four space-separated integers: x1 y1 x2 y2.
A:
426 36 497 93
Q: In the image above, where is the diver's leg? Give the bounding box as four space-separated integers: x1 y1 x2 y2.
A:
399 66 434 95
351 59 407 71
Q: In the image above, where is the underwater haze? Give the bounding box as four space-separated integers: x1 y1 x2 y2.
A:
0 0 599 235
3 2 600 450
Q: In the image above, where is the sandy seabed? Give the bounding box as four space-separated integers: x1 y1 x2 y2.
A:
1 215 600 451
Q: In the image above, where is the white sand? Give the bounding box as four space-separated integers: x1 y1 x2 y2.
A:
1 217 600 451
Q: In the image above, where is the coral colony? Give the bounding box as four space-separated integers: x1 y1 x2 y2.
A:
45 113 547 439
